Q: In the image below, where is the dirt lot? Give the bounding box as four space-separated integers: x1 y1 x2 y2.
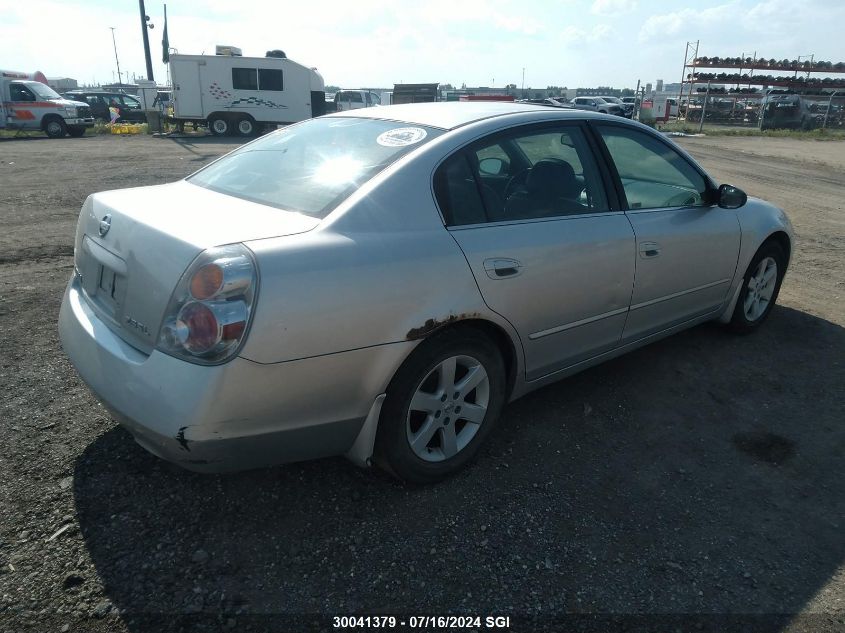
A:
0 133 843 633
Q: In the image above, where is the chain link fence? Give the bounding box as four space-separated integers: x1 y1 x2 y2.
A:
678 92 844 130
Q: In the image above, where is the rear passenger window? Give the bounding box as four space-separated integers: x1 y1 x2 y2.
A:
434 155 488 226
258 69 283 91
435 125 609 226
232 68 258 90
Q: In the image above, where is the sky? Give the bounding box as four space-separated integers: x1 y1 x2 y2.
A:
1 0 844 90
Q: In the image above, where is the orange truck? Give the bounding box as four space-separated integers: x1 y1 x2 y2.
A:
1 69 94 138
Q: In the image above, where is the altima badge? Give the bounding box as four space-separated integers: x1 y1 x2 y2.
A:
98 214 112 237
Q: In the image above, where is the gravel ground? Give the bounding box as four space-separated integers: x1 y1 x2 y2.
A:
0 134 843 633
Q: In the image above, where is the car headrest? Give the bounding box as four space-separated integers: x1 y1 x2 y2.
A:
526 160 582 200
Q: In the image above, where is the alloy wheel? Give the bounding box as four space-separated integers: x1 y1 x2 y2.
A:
744 256 778 321
406 355 490 462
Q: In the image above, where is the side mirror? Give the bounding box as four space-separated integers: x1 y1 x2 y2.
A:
718 184 747 209
478 157 506 176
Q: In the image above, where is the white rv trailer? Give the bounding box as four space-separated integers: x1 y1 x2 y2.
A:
168 53 326 136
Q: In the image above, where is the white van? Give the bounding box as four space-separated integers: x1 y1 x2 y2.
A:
169 53 325 136
334 89 382 111
1 70 94 138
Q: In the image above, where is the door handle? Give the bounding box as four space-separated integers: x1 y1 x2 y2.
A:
638 242 661 258
483 258 522 279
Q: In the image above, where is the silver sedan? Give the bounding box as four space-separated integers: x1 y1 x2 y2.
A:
59 103 793 483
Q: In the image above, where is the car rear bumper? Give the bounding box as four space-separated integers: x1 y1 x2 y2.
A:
58 276 413 472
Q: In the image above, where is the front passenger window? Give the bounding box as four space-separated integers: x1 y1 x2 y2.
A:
596 125 709 209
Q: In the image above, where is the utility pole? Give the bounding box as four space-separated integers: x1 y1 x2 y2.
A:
698 81 711 133
634 79 641 120
109 27 123 85
822 90 837 129
521 68 525 98
138 0 155 81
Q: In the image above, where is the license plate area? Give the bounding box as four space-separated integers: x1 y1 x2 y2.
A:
80 236 127 320
94 265 126 315
99 266 116 295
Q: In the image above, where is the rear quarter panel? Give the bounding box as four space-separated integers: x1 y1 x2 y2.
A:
239 149 502 365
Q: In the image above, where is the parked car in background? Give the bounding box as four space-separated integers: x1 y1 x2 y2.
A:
60 102 793 483
0 70 93 137
570 96 625 116
335 89 382 111
520 98 571 108
621 96 640 107
595 96 633 118
63 90 147 123
759 94 815 130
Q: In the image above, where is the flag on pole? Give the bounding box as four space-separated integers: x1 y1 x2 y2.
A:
161 4 170 63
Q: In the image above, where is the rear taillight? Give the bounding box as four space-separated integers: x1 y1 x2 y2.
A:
157 244 258 365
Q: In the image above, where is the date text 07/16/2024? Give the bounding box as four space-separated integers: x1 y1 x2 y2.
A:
332 615 512 629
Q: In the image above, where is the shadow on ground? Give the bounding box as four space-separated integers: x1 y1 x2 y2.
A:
73 306 845 632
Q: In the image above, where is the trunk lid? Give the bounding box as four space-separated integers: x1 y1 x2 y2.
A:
73 180 319 353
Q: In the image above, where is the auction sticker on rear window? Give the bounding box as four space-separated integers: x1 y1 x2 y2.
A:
376 127 428 147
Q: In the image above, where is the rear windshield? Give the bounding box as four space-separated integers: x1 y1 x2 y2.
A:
189 117 443 218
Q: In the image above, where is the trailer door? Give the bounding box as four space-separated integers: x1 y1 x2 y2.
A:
171 59 203 118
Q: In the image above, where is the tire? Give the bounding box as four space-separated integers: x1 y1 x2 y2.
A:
374 328 507 484
67 126 86 138
728 240 787 334
208 116 229 137
236 116 256 137
43 116 67 138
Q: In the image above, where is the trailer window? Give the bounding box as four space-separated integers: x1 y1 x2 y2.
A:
259 69 283 91
232 68 258 90
189 117 443 219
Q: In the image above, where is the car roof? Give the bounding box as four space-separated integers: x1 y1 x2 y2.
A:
66 90 128 95
326 101 597 130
